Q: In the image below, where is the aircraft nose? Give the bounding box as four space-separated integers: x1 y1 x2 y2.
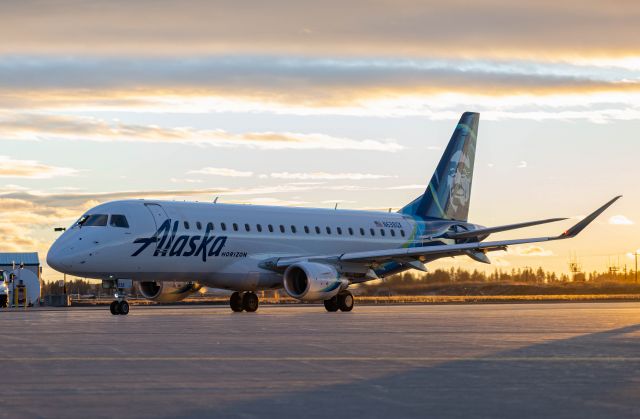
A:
47 240 73 272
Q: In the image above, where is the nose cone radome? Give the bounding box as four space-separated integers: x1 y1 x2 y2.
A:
47 239 73 273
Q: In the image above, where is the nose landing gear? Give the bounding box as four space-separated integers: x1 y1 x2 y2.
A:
107 279 132 316
229 291 259 312
109 300 130 315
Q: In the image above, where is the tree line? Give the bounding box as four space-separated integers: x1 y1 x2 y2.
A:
41 266 639 297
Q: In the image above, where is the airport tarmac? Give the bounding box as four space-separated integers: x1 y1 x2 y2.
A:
2 303 640 419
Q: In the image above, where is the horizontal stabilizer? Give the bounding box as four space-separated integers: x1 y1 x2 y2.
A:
446 218 567 240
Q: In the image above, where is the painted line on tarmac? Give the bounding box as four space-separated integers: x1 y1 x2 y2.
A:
8 356 640 362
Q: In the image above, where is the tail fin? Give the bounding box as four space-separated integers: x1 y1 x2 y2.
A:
400 112 479 221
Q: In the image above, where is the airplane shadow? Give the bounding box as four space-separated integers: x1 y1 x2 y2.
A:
186 323 640 419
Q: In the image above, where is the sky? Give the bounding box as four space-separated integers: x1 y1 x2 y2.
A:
0 0 638 280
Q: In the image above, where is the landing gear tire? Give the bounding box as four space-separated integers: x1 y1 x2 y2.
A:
324 296 339 312
242 292 259 312
230 292 244 312
109 300 120 315
337 291 354 312
119 300 130 315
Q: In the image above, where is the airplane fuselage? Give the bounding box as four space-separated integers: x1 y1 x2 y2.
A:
47 199 476 291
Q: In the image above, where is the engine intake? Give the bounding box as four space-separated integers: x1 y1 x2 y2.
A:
138 281 201 303
283 262 347 301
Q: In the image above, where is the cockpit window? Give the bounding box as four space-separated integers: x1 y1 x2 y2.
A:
110 214 129 228
79 214 108 227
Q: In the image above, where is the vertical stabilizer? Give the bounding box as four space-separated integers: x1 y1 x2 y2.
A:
400 112 479 221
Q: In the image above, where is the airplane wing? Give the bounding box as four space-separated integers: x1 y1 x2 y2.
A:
268 196 621 270
444 217 567 240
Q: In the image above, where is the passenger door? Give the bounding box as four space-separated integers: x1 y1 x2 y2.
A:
144 203 170 251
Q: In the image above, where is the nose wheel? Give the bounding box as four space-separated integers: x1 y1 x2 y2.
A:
229 291 259 312
110 285 130 315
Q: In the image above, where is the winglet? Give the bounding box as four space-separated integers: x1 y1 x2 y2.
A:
559 196 622 239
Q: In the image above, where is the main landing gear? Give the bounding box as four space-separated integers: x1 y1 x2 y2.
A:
230 291 259 313
324 290 354 312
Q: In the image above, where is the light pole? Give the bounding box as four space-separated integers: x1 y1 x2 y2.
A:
628 249 640 283
53 227 67 294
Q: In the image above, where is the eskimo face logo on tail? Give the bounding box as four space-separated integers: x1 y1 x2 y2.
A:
131 219 227 262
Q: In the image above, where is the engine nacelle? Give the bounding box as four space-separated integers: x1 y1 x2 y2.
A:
283 262 347 301
138 281 201 303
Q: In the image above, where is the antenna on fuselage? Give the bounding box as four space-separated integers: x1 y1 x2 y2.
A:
213 196 219 204
334 203 338 210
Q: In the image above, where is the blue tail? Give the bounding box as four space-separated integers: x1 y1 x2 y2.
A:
400 112 479 221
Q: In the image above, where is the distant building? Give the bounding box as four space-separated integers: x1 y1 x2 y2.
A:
0 252 41 279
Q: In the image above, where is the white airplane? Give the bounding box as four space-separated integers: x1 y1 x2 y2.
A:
47 112 620 315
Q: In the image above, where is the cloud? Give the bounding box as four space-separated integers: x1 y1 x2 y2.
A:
510 245 554 257
270 172 395 180
517 161 528 169
0 56 638 122
386 184 425 190
1 1 639 58
0 223 41 252
170 178 203 184
0 114 403 151
188 167 254 177
1 56 636 94
609 215 634 225
0 156 78 179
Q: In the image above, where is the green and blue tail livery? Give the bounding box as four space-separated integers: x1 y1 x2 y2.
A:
400 112 479 221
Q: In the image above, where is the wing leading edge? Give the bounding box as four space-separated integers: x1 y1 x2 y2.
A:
270 196 621 270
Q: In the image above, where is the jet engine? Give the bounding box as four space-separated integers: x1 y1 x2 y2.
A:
283 262 347 301
138 281 201 303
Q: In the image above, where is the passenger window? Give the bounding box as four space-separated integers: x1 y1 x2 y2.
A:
304 226 310 234
337 227 342 235
245 223 251 232
279 225 285 233
257 224 263 232
82 214 108 227
109 214 129 228
400 230 405 237
370 228 375 236
291 225 297 233
221 223 227 231
348 227 353 235
326 226 331 234
207 222 214 230
315 226 321 234
184 221 190 229
391 229 396 237
196 222 202 230
268 224 274 233
360 228 365 236
380 229 385 236
233 223 238 231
